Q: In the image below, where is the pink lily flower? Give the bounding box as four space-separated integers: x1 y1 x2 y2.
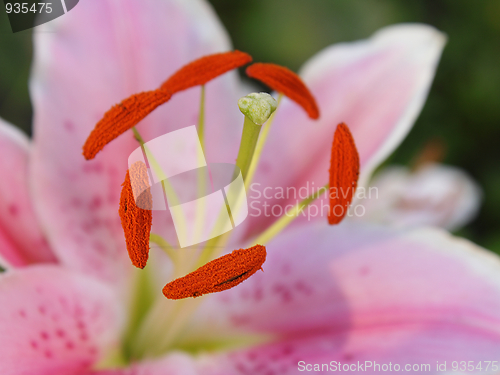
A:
2 1 500 374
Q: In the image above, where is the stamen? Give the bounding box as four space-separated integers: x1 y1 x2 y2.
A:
162 245 266 299
246 63 319 119
83 90 171 160
197 85 206 151
118 162 153 269
161 50 252 93
83 51 251 160
328 123 359 225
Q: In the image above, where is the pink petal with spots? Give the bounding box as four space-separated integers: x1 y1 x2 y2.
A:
30 0 243 284
0 265 123 375
84 327 500 375
0 118 56 268
246 24 446 237
182 221 500 368
200 325 500 375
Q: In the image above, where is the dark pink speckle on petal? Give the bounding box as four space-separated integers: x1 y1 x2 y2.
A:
294 280 313 296
64 121 74 132
8 204 19 216
56 329 65 338
272 284 293 303
88 196 102 211
359 266 370 276
253 287 263 302
343 352 354 361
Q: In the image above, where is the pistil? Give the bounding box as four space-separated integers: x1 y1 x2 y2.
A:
236 92 277 180
245 94 283 189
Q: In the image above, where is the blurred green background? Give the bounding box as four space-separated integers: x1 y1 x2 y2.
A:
0 0 499 251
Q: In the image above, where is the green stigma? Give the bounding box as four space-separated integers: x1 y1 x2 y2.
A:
238 92 277 125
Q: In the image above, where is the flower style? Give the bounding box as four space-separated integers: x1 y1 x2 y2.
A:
1 1 500 374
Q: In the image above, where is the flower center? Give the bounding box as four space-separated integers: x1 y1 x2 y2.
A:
82 51 359 364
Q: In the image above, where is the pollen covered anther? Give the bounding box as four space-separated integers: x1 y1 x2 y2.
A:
119 162 153 269
83 51 252 160
246 63 319 119
328 123 360 225
162 245 267 299
161 50 252 93
83 90 172 160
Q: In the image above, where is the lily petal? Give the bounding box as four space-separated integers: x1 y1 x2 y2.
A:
247 24 446 236
88 324 500 375
183 221 500 366
86 354 199 375
0 226 21 269
0 265 123 375
0 118 56 267
30 0 241 284
360 163 482 231
199 325 500 374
